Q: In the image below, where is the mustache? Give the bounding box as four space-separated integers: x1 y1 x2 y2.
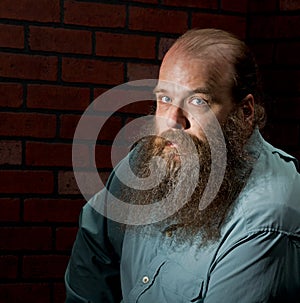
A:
157 129 203 146
147 129 207 157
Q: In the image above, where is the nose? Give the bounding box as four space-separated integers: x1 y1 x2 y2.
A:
166 105 190 129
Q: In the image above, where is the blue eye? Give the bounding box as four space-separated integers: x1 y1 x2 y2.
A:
190 97 206 106
161 96 172 103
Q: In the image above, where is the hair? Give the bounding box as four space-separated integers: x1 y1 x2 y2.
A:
168 28 266 129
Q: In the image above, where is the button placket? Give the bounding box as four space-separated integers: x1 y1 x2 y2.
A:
127 257 166 303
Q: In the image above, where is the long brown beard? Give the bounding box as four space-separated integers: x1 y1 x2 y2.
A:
122 111 256 246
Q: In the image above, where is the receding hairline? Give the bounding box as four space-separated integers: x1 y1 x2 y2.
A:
163 28 266 128
170 28 244 56
161 29 242 101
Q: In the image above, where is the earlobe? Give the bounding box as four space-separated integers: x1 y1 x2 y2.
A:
241 94 255 125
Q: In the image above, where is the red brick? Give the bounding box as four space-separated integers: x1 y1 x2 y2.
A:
0 83 23 108
0 112 56 138
29 26 92 54
74 143 91 169
93 86 155 114
53 283 66 303
58 171 80 195
221 0 247 12
0 198 20 222
275 42 300 65
192 13 247 39
0 283 51 303
118 100 154 115
95 86 144 113
60 113 118 141
27 84 90 111
127 63 159 81
60 113 122 143
58 170 107 196
26 142 88 167
249 16 300 39
0 0 59 22
64 0 126 28
249 43 274 65
0 24 24 49
0 140 22 165
60 114 80 139
0 227 52 250
129 7 188 34
94 87 108 99
22 255 69 279
0 256 18 279
162 0 218 8
280 0 300 10
56 227 78 250
123 0 158 3
0 53 57 81
249 0 277 12
158 37 176 60
24 199 84 223
62 58 124 85
96 32 156 59
0 171 54 194
98 116 123 141
95 145 112 169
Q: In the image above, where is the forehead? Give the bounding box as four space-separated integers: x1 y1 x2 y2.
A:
158 49 233 101
159 52 209 90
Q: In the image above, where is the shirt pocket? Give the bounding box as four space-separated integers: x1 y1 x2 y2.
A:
158 259 204 302
128 257 204 303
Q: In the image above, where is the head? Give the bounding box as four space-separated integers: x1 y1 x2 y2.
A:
124 29 264 245
155 28 265 142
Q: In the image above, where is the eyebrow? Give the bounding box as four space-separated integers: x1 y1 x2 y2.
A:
153 86 211 96
191 87 211 95
153 86 167 94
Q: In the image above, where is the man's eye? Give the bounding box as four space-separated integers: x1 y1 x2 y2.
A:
161 96 172 103
190 97 206 106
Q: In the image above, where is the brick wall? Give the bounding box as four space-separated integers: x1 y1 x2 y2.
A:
0 1 299 302
248 0 300 157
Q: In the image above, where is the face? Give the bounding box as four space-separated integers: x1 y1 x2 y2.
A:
155 50 235 141
125 52 256 243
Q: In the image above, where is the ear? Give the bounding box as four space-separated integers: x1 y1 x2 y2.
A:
241 94 255 126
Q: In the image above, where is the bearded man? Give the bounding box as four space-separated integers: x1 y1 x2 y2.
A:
65 29 300 303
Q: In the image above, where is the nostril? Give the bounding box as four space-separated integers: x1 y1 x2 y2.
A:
184 118 191 129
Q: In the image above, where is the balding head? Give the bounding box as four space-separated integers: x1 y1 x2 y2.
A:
162 29 265 129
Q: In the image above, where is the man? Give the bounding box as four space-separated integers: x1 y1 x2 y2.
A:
65 29 300 302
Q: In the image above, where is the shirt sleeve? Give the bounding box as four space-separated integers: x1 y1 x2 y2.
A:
65 150 136 302
203 230 300 303
65 201 124 303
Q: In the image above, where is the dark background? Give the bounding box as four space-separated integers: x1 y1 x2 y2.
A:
0 0 300 302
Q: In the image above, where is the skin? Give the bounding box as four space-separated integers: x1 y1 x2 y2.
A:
154 49 255 142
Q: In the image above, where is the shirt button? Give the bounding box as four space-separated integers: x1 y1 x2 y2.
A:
142 276 150 284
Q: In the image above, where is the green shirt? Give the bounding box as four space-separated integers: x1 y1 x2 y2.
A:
65 130 300 302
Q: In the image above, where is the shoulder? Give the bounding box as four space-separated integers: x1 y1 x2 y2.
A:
223 131 300 241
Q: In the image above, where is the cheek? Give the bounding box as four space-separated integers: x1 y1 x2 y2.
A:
211 105 233 125
186 107 227 141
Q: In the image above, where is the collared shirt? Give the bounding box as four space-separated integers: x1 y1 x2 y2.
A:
65 130 300 302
